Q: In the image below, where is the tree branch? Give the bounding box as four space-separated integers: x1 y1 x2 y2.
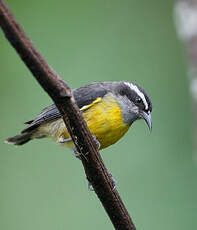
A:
0 1 136 229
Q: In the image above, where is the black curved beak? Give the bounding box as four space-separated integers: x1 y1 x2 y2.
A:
140 111 152 132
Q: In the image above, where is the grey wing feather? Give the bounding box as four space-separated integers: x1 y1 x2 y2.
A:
22 82 110 133
22 104 61 133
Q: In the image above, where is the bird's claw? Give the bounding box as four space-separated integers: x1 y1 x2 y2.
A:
72 146 81 160
92 135 100 150
109 172 117 190
88 181 94 191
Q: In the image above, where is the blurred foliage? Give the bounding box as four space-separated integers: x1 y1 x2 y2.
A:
0 0 196 230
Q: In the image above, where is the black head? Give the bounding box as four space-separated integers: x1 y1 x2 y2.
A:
115 81 152 131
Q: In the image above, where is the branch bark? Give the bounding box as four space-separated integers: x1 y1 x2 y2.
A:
0 1 136 230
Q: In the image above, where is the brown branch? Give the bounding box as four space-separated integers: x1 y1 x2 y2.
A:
0 1 136 229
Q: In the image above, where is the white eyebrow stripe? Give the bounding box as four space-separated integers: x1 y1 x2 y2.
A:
124 82 149 110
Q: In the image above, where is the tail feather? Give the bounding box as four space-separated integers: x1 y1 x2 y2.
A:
5 132 33 146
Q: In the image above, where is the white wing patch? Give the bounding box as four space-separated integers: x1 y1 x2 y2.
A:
124 82 149 110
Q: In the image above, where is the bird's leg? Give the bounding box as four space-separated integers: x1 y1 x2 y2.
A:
58 135 100 160
58 137 72 143
73 135 100 160
58 137 81 159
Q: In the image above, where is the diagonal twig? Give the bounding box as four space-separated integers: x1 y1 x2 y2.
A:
0 1 136 229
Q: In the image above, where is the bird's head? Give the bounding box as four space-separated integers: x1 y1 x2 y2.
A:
114 81 152 131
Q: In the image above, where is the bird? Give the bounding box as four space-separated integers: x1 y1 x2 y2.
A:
5 81 152 152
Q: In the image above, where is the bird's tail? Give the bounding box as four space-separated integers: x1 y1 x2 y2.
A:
5 132 33 146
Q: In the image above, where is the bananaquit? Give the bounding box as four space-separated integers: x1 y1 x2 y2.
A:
6 81 152 150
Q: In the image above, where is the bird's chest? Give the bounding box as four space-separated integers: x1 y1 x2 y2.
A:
83 96 130 149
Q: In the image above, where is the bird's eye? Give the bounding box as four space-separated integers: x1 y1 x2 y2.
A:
135 97 142 103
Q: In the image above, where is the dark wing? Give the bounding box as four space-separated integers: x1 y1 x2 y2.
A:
22 82 109 133
72 82 108 108
22 104 61 133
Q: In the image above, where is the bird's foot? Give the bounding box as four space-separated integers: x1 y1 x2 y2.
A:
59 135 100 160
109 172 117 191
72 146 81 160
88 181 94 191
58 137 81 159
92 135 100 150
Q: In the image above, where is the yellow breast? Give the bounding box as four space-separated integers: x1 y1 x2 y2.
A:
43 95 130 150
83 95 129 149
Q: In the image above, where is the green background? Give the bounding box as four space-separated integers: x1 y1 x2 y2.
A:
0 0 196 229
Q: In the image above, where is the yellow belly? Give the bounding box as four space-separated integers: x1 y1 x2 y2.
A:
38 95 130 150
83 96 129 149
